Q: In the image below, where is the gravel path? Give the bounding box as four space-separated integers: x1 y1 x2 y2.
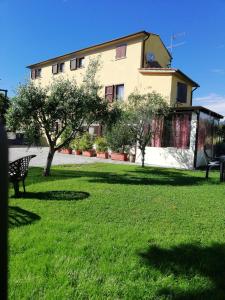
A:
9 146 135 167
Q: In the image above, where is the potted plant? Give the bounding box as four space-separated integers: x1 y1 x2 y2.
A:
95 136 109 159
80 132 95 157
59 127 73 154
106 119 135 161
71 136 82 155
61 147 73 154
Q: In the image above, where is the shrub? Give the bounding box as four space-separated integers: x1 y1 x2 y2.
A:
106 119 135 153
70 136 81 150
79 132 94 151
95 136 108 152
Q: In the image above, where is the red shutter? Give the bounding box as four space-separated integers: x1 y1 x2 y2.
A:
31 69 36 79
116 45 126 59
52 64 58 74
105 86 114 102
70 59 77 70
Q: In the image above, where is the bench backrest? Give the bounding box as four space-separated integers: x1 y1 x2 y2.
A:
9 155 36 179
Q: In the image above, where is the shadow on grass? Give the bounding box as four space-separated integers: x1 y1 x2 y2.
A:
23 190 90 201
139 243 225 299
24 166 211 187
9 206 41 228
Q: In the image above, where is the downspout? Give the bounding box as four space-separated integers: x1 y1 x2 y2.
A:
141 32 150 68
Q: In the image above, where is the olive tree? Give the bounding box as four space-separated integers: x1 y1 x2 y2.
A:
126 91 170 167
7 58 118 176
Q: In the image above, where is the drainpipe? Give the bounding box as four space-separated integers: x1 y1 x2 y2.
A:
141 32 150 68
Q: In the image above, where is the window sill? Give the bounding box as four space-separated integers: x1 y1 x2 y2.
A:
115 56 127 61
176 99 187 103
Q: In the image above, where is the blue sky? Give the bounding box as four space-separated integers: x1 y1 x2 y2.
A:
1 0 225 115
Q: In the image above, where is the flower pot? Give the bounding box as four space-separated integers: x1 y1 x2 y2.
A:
111 152 128 161
75 150 82 155
61 148 72 154
97 152 109 159
82 150 95 157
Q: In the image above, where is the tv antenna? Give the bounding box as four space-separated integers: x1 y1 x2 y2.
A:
167 32 186 54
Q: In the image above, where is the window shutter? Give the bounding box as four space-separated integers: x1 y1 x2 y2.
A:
116 45 126 59
31 69 36 79
70 59 77 70
52 64 58 74
105 86 114 102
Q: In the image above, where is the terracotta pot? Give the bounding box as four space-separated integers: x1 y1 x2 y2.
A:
97 152 109 159
61 148 72 154
75 150 82 155
82 150 95 157
111 152 128 161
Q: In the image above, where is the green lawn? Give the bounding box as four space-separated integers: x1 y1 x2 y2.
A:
9 163 225 299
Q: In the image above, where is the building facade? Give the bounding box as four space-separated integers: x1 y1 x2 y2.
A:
27 31 223 169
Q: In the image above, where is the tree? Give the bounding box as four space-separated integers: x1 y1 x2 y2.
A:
6 58 118 176
126 91 169 167
105 114 135 153
0 93 10 125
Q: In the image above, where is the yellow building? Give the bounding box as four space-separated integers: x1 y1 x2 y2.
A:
27 31 198 107
27 31 223 169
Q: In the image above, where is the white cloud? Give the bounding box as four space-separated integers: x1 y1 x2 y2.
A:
194 93 225 117
211 69 225 75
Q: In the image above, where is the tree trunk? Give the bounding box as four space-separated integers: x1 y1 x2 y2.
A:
43 148 55 176
141 147 145 167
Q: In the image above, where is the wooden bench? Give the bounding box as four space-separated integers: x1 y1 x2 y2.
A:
9 155 36 197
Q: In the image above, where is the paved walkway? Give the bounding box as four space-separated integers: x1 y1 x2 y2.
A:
9 146 136 167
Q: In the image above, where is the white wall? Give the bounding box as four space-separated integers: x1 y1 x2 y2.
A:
135 112 198 169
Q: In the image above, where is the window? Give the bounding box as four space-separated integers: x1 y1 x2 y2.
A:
70 57 85 70
115 84 124 100
70 59 77 70
52 62 64 74
77 57 85 68
115 44 126 59
151 113 191 149
105 84 124 102
162 113 191 148
36 69 41 78
59 62 64 73
177 82 187 103
31 68 41 79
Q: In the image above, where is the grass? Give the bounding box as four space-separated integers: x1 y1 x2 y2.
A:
9 163 225 299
